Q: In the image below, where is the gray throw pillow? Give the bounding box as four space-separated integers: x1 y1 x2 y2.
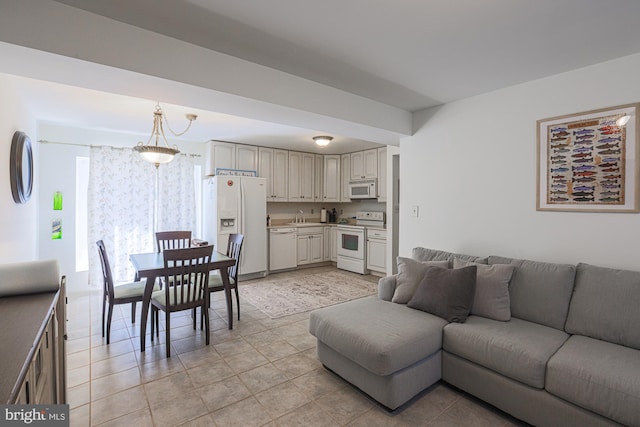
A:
407 264 477 323
453 258 514 321
392 257 449 304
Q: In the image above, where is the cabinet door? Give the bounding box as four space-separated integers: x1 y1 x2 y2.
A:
377 146 387 201
297 235 310 265
330 227 338 262
310 235 323 263
340 154 351 202
323 227 330 261
314 154 323 202
258 148 274 200
288 152 302 201
206 141 236 175
236 145 259 172
363 149 378 178
301 153 315 200
272 150 289 201
350 151 364 180
323 155 341 202
367 240 387 273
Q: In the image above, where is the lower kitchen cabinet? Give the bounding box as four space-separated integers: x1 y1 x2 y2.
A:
297 234 323 265
366 229 387 274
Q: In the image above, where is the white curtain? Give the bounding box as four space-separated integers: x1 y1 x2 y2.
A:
88 146 197 286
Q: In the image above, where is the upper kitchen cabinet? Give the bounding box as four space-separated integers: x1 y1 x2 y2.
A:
259 147 288 201
236 144 259 172
323 155 341 202
340 153 351 202
377 146 387 202
350 149 378 180
288 152 314 201
314 154 324 202
206 141 258 175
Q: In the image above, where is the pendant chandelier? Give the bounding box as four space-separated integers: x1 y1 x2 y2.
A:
134 103 197 167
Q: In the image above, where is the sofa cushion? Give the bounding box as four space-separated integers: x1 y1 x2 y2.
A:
443 316 569 389
309 296 448 376
488 256 575 330
407 265 476 323
546 335 640 426
391 257 449 304
565 263 640 350
412 247 487 265
453 259 513 321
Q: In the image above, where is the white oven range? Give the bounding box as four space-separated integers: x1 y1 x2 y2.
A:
336 211 385 274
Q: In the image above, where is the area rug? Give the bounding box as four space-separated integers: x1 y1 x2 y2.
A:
239 270 377 318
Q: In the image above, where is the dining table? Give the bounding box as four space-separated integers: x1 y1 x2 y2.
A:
129 250 236 352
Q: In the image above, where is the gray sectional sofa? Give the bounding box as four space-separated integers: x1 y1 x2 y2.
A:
309 247 640 426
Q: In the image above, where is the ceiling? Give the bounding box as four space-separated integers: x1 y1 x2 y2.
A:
7 0 640 153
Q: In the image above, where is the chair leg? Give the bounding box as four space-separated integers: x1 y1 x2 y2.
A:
102 296 106 338
155 309 159 337
131 301 137 323
165 312 171 358
192 307 197 330
234 288 240 321
106 303 114 345
203 303 210 346
150 306 155 342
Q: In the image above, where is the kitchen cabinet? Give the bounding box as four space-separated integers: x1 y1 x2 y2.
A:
259 147 288 201
323 227 331 261
350 149 378 180
206 140 235 175
206 140 259 175
340 153 351 202
314 154 324 202
236 144 259 172
297 226 324 265
330 227 338 262
366 229 387 274
288 151 314 201
323 155 341 202
377 146 387 202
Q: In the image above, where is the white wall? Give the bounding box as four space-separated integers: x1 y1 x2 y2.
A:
0 74 38 263
401 53 640 270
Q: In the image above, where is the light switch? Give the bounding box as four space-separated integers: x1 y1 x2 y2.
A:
411 205 419 217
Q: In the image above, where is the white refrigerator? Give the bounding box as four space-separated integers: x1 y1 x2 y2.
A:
203 176 267 278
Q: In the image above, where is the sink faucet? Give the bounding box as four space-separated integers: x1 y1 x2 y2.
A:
298 210 305 223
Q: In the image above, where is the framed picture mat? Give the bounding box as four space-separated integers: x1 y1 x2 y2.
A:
536 103 639 213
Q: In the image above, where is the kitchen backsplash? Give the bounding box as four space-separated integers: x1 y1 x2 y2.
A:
267 200 384 223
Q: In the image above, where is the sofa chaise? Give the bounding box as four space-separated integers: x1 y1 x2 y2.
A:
309 247 640 426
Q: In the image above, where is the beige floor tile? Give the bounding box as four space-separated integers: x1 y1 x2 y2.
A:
149 390 208 427
176 413 216 427
178 345 223 369
91 351 139 380
291 368 346 399
254 381 311 419
238 364 289 394
67 365 90 389
144 372 196 406
347 408 399 427
214 337 254 358
95 408 154 427
91 339 135 362
91 366 142 401
285 332 317 351
90 385 148 426
67 382 90 410
69 403 90 427
428 397 513 427
274 401 340 427
186 359 235 388
272 352 319 380
223 348 269 374
198 375 252 412
315 385 374 425
255 340 299 362
211 396 272 427
67 336 91 354
139 354 186 383
67 349 91 370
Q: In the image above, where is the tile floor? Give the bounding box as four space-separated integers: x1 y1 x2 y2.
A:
66 266 527 426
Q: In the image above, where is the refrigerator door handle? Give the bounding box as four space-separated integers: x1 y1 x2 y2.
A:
239 179 245 234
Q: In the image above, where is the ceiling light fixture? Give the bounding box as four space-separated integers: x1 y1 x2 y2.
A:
134 103 197 167
313 136 333 147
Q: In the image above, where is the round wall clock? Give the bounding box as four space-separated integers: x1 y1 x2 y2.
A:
10 131 33 204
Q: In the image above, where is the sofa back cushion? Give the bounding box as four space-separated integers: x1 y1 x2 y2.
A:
488 256 575 330
565 263 640 350
412 247 486 265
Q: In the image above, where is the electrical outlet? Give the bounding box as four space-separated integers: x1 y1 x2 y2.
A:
411 205 419 217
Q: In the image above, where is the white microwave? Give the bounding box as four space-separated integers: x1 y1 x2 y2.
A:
348 179 377 199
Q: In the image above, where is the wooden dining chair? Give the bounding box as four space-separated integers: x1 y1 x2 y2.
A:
207 234 244 320
96 240 158 344
150 245 213 357
155 231 192 253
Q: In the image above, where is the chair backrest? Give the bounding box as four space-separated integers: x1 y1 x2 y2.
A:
96 240 115 300
226 234 245 281
162 245 214 308
156 231 192 253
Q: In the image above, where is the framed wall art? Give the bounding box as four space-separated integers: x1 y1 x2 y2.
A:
536 103 639 213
